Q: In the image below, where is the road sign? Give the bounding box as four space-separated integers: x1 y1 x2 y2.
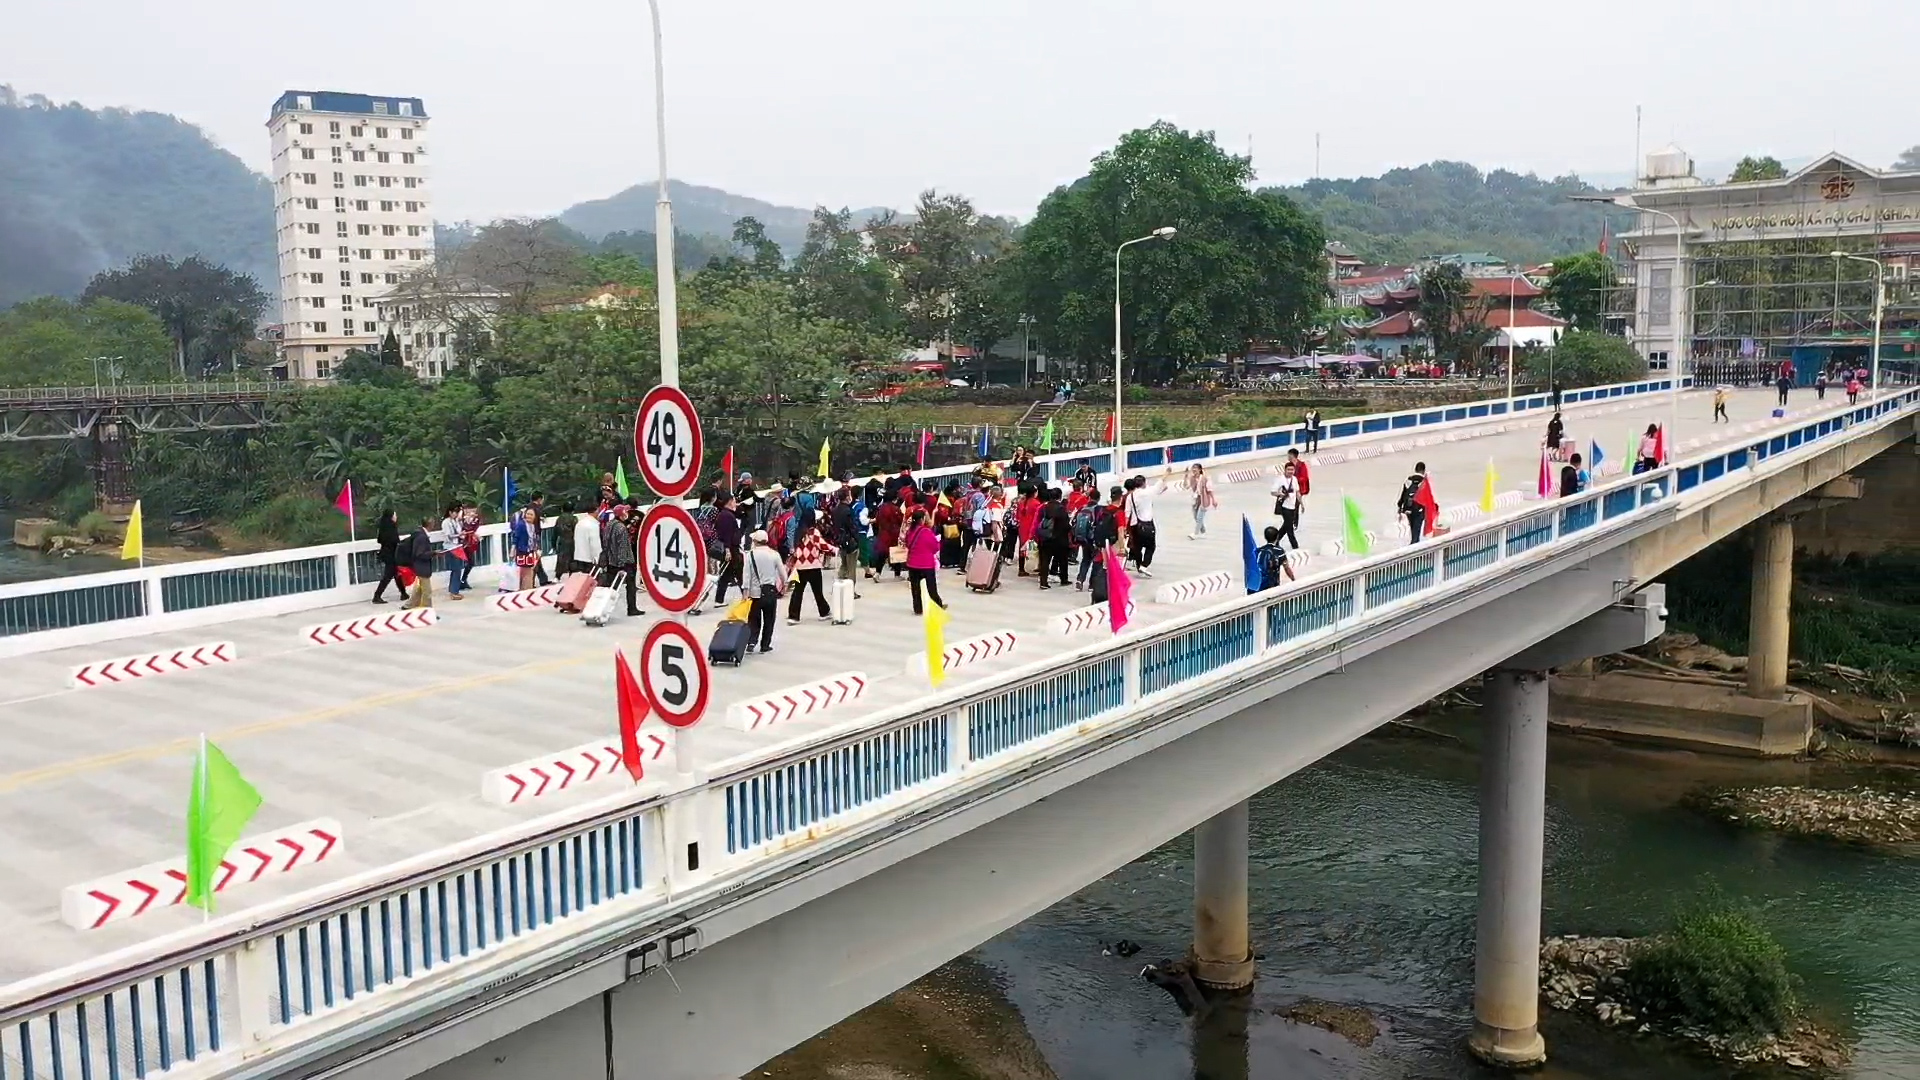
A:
637 503 709 613
634 385 704 499
638 621 709 728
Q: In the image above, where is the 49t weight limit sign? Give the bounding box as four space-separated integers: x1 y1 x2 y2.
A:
634 385 703 499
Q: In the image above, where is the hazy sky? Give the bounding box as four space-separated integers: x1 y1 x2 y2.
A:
6 0 1914 223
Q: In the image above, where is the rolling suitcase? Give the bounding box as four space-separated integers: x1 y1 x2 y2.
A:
964 546 1002 593
581 572 623 627
709 619 751 666
1088 558 1109 605
555 572 596 614
831 579 856 624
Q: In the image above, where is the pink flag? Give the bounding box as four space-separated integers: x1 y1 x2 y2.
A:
1537 449 1553 499
917 428 934 468
1104 543 1133 634
333 480 355 536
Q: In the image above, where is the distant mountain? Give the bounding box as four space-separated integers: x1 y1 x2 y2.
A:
0 87 276 309
1268 162 1610 268
558 180 897 251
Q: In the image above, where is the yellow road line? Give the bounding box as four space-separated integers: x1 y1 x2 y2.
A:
0 650 600 794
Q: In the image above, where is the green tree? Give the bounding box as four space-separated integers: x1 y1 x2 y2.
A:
1542 251 1615 333
1526 329 1640 387
82 254 267 377
0 296 175 386
872 191 1007 349
1728 155 1787 183
792 207 902 336
335 346 414 388
1014 122 1327 382
1416 262 1494 367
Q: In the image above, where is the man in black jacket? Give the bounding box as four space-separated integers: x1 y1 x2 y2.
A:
406 516 438 609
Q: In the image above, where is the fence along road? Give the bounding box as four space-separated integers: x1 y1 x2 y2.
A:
3 384 1916 1080
0 381 1771 982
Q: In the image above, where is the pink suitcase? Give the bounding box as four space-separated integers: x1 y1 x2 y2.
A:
554 572 596 613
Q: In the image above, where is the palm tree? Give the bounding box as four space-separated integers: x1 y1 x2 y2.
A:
205 307 255 374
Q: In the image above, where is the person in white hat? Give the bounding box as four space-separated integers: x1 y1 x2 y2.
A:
740 529 786 654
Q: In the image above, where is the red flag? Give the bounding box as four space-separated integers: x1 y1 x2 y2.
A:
1104 543 1133 634
615 650 651 781
1598 217 1610 257
1104 412 1117 444
1414 476 1439 536
917 428 934 468
720 446 735 487
1653 425 1667 466
332 480 355 537
1537 448 1554 499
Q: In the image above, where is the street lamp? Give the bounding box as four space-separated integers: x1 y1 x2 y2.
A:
1017 314 1036 388
1114 226 1177 474
1504 269 1525 411
1571 193 1687 446
645 0 681 387
1830 251 1885 390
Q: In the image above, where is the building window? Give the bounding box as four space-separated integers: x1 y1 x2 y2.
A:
438 331 448 347
385 273 399 284
301 172 317 185
407 225 423 237
382 224 397 236
399 102 413 117
404 177 419 189
401 128 414 140
373 101 389 116
375 124 389 135
405 201 420 213
360 247 374 260
403 345 413 362
335 221 348 237
305 247 322 259
352 150 366 163
376 151 390 164
310 272 326 284
357 224 372 236
310 297 326 309
383 248 399 260
378 176 393 188
351 125 363 137
343 323 355 335
354 199 369 211
330 147 342 162
333 196 345 211
402 153 415 165
353 174 368 187
329 120 340 134
341 295 354 310
298 122 313 134
304 197 320 210
360 273 375 284
340 270 352 286
312 321 328 332
302 222 319 234
300 148 315 160
364 320 378 332
408 248 425 260
314 359 331 378
381 200 395 211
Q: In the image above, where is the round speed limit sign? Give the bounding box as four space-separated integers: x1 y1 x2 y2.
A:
638 620 709 728
636 503 709 614
634 385 704 499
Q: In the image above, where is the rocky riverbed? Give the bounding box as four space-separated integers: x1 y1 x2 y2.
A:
1540 935 1850 1071
1695 785 1920 846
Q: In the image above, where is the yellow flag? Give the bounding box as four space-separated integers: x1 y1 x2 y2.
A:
1480 459 1498 514
817 436 831 479
121 500 144 562
923 601 951 686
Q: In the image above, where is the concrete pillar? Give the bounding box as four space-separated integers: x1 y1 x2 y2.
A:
1469 669 1549 1068
1190 800 1254 992
1746 516 1793 700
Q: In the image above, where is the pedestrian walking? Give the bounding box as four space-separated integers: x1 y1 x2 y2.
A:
1037 488 1071 589
1814 370 1828 401
406 516 437 609
527 493 551 586
1124 476 1158 576
1777 373 1793 407
1713 387 1729 423
571 502 602 577
371 509 409 604
830 488 864 597
1302 408 1323 453
875 490 907 579
709 493 744 606
1635 424 1661 474
1846 375 1862 404
740 530 785 654
1253 526 1296 592
457 503 480 592
1559 453 1586 498
553 501 576 577
1270 462 1303 550
601 504 643 617
784 521 838 623
1396 462 1431 545
438 502 466 601
1545 412 1564 454
903 509 948 614
1184 463 1218 538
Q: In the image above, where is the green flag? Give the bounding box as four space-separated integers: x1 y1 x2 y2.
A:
1341 494 1371 557
186 739 262 912
614 457 630 499
1039 417 1055 452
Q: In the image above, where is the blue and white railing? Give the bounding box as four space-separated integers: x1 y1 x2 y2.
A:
6 384 1913 1080
0 377 1683 658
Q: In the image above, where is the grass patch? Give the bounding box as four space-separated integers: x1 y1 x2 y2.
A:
1619 885 1799 1038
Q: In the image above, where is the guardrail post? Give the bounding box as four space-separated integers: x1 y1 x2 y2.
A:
950 706 972 771
1123 646 1142 704
224 939 277 1045
143 567 165 617
334 550 352 590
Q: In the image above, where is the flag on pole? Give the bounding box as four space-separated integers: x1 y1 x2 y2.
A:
185 738 261 912
1241 514 1261 593
1653 424 1667 466
720 446 735 487
1104 544 1133 634
1414 476 1440 537
1589 439 1606 474
1341 494 1371 557
1537 448 1553 498
615 650 650 781
1104 412 1117 444
923 600 951 686
1039 417 1055 452
333 480 356 539
976 426 991 459
1480 459 1499 513
503 466 518 521
817 436 831 479
121 499 144 564
1598 217 1611 257
917 428 934 468
614 458 630 499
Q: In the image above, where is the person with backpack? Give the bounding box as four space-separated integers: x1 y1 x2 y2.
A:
1037 487 1072 589
1396 462 1431 546
829 487 864 598
1559 453 1587 499
1254 526 1296 592
1079 489 1121 590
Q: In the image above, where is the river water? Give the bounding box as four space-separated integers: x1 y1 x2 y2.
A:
782 716 1920 1080
0 514 120 585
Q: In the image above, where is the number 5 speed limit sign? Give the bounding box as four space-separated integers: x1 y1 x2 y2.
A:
637 503 708 614
634 385 703 499
639 621 709 728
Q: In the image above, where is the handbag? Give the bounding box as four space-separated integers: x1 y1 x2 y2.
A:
942 523 960 540
396 566 417 587
888 543 909 565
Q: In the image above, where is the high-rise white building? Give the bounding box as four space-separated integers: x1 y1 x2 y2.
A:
266 91 434 381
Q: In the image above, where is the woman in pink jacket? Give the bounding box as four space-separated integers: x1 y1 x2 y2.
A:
903 509 947 615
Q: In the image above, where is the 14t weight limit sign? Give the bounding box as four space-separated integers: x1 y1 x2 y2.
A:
634 385 703 499
636 504 708 614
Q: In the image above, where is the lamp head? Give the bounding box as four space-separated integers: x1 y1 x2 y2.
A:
1153 226 1178 239
1830 250 1849 259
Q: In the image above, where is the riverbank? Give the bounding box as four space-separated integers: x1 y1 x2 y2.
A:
1692 786 1920 848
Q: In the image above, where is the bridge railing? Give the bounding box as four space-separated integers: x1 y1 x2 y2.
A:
0 376 1684 657
0 384 285 405
14 387 1917 1080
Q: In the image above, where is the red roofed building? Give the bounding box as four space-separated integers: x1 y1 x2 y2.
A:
1353 271 1565 360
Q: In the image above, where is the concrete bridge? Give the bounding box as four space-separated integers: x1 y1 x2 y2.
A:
1 377 1914 1080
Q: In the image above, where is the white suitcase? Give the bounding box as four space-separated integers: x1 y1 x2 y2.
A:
831 578 855 625
582 572 624 627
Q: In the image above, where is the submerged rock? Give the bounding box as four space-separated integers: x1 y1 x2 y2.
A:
1696 785 1920 846
1275 999 1378 1047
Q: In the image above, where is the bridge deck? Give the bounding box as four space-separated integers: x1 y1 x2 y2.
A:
0 389 1778 983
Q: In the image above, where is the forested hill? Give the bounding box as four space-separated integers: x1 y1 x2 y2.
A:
1268 161 1611 267
558 181 896 251
0 87 276 309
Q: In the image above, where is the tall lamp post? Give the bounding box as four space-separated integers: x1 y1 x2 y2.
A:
1570 193 1686 446
1113 227 1177 475
1504 270 1525 411
645 0 681 387
1831 251 1885 390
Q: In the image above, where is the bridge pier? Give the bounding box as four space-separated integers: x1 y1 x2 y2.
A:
1468 667 1550 1069
1190 799 1255 992
1746 515 1793 700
